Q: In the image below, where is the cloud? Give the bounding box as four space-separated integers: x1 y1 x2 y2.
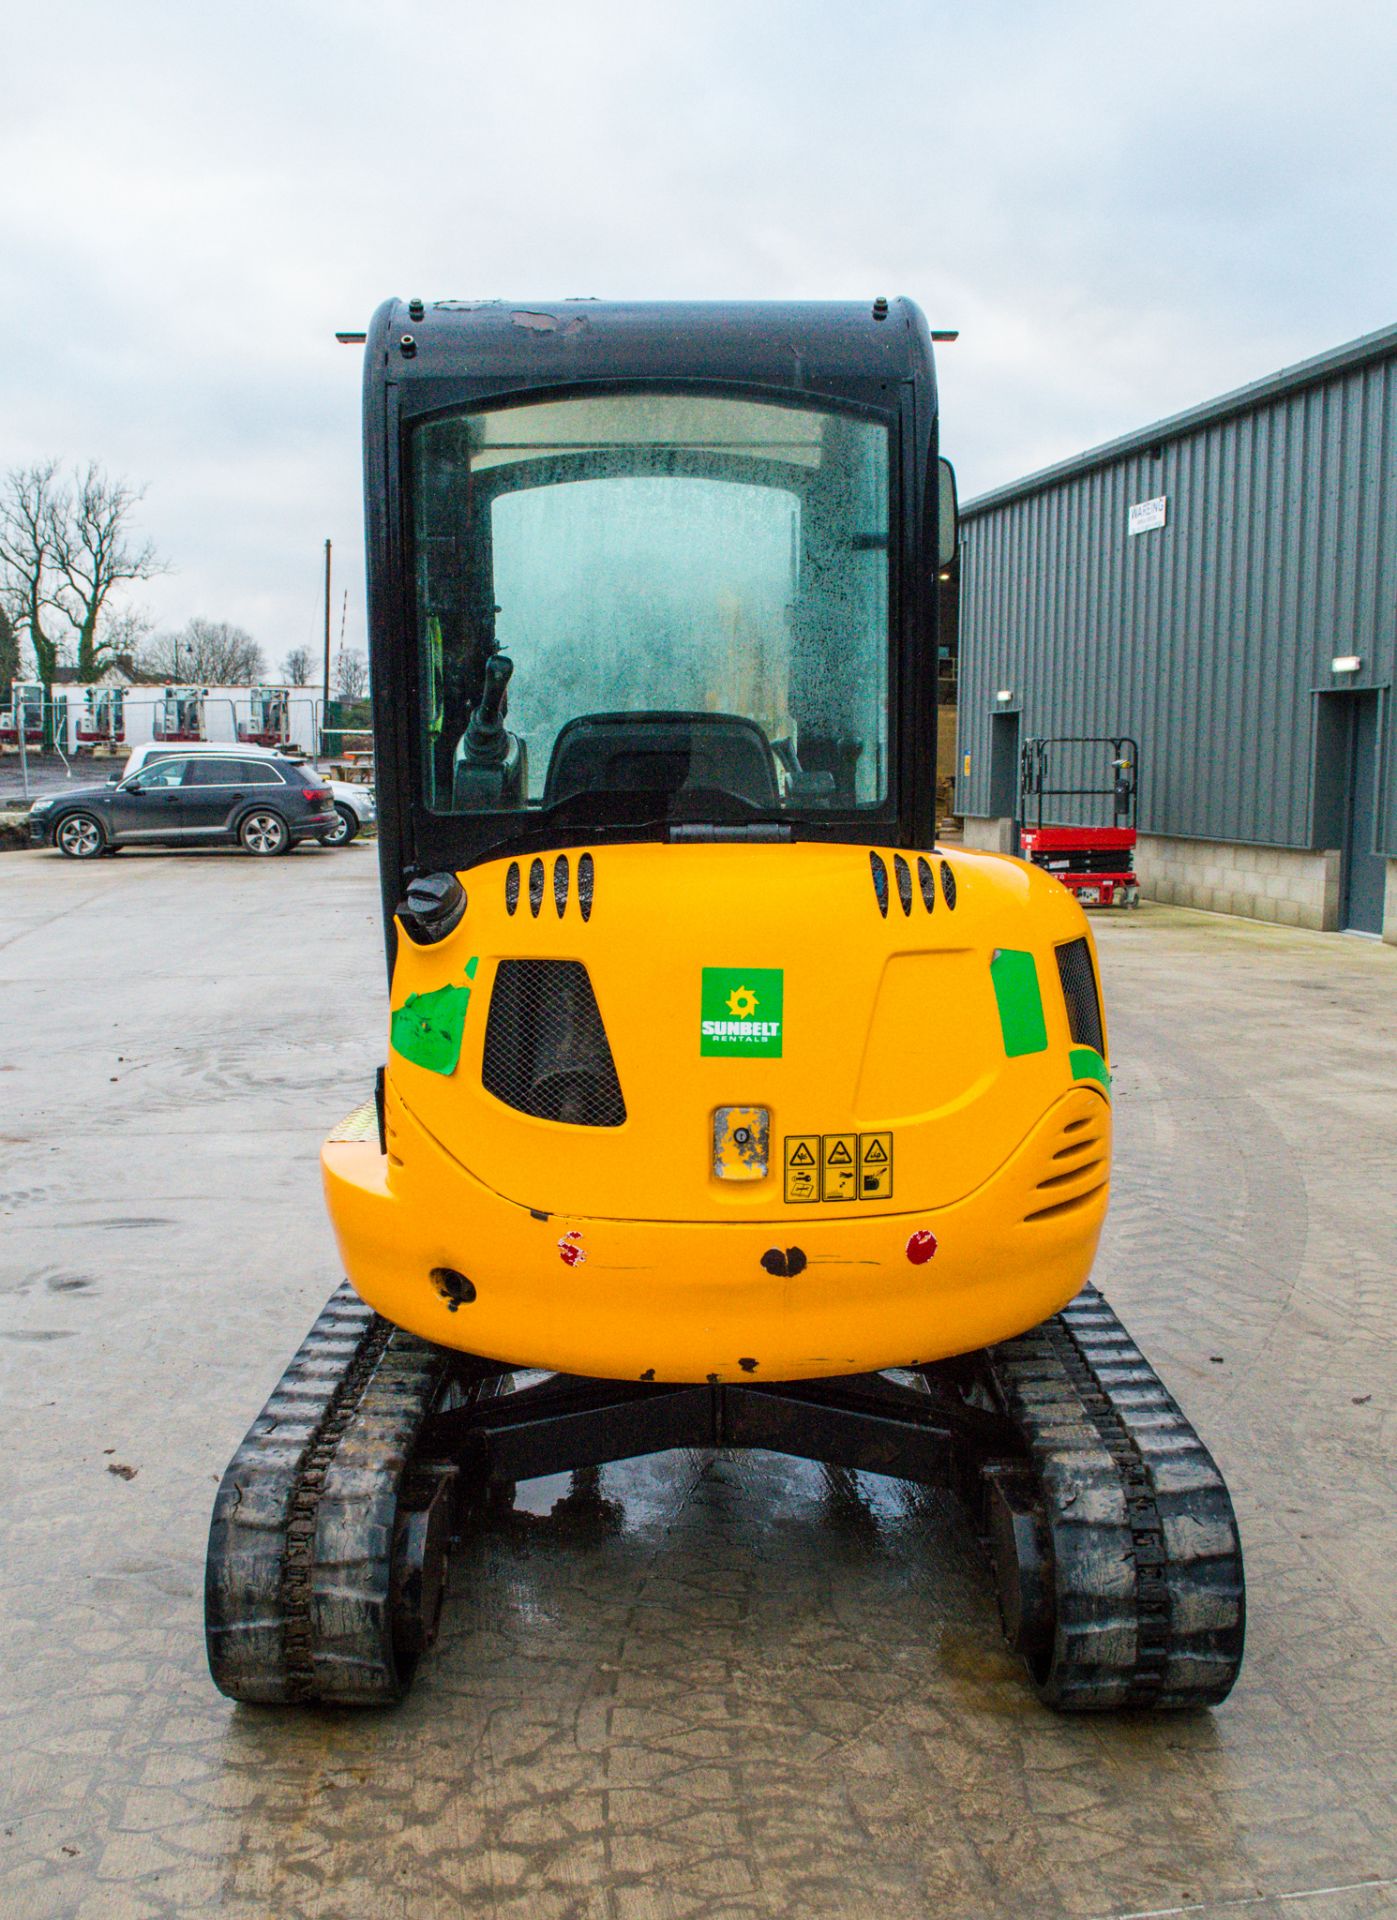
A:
1 0 1393 653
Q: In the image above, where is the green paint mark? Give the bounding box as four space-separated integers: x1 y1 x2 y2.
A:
701 967 784 1058
464 955 479 981
1069 1045 1111 1093
990 948 1049 1057
391 983 470 1076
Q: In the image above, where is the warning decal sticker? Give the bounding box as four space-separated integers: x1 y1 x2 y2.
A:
821 1133 858 1202
783 1130 895 1202
859 1131 893 1200
784 1135 819 1203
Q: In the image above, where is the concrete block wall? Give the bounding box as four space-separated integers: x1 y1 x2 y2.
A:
960 819 1397 941
961 816 1014 855
1136 835 1339 931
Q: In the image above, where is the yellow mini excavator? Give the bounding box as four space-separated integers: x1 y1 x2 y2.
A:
206 298 1244 1711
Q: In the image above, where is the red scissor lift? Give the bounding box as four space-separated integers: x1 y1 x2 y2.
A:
1018 734 1140 908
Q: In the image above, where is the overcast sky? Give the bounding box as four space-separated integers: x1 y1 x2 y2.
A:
3 0 1394 671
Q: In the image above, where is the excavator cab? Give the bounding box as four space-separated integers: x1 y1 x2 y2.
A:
155 686 205 742
241 685 292 748
206 300 1244 1715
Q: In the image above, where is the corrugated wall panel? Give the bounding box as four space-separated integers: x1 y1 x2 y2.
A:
956 338 1397 855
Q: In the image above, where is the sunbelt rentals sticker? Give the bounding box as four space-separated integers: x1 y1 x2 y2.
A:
700 967 784 1058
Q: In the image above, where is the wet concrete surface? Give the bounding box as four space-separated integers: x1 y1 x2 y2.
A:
0 753 123 807
1 848 1394 1920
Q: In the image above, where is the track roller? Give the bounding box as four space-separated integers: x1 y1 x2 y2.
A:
978 1285 1246 1711
205 1283 485 1706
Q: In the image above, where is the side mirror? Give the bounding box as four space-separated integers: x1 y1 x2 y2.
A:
107 773 120 784
937 457 959 570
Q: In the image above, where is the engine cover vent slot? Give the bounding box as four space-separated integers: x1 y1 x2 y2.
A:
893 854 913 916
482 961 626 1127
1056 937 1105 1056
577 851 595 920
869 850 889 917
553 854 569 917
917 855 936 912
505 861 520 915
940 858 957 910
528 858 545 917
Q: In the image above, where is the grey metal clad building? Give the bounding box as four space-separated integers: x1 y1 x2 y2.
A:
954 322 1397 940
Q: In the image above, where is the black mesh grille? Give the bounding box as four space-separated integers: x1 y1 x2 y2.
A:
578 852 595 920
940 858 957 909
917 855 936 912
504 862 520 915
553 854 569 916
893 854 913 916
1055 938 1104 1055
482 961 626 1127
869 850 889 917
528 858 544 916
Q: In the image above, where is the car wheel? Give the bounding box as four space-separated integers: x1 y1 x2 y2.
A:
239 809 291 856
321 803 358 847
55 812 106 859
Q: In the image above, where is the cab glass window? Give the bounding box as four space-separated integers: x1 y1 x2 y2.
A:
409 392 892 820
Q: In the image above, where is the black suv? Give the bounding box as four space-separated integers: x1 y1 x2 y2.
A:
29 754 337 858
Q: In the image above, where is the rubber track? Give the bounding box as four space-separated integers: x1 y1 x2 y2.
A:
985 1284 1245 1710
205 1282 453 1705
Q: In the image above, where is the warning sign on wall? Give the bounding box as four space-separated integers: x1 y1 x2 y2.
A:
1128 494 1167 537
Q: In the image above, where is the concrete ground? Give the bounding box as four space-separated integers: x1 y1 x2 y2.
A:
1 848 1394 1920
0 753 124 807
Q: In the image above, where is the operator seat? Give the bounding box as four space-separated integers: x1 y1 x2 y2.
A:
542 711 780 808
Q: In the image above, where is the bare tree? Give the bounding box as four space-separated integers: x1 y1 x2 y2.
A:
0 597 20 690
50 465 166 679
140 618 266 685
282 645 313 686
332 648 369 699
0 463 67 682
0 461 166 683
100 604 155 678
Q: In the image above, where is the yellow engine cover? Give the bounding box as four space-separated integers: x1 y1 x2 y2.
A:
323 842 1112 1381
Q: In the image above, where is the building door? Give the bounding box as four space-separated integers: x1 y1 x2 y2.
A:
989 709 1021 854
1341 693 1385 933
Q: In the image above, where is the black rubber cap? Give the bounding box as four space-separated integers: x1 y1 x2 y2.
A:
398 871 467 944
